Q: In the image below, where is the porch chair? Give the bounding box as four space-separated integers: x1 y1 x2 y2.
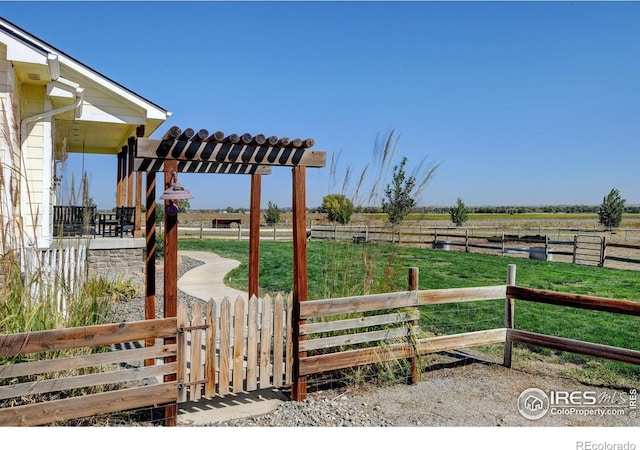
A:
99 206 135 237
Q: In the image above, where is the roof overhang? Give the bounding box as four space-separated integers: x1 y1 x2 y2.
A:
1 17 171 157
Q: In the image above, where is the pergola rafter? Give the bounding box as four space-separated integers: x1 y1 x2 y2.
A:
135 125 325 404
134 158 272 175
136 126 325 168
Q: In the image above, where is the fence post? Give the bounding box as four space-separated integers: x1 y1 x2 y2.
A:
503 264 517 368
600 236 607 267
465 229 469 253
544 235 549 260
199 221 203 240
407 267 419 384
573 235 578 264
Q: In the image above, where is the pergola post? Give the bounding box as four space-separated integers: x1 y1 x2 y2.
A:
291 165 308 401
163 159 178 426
144 170 156 366
249 173 262 299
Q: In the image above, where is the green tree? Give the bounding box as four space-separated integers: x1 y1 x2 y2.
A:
449 197 469 227
264 201 281 225
177 199 190 213
155 205 164 223
322 194 355 225
598 188 626 230
382 157 416 227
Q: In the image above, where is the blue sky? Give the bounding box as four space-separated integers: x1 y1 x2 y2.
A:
2 1 639 210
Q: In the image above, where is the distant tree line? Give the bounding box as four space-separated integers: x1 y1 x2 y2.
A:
335 204 640 215
190 204 640 215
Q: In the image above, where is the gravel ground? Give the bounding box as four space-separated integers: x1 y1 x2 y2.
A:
211 360 639 428
108 255 205 323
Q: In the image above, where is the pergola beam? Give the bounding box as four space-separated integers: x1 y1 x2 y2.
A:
136 138 325 168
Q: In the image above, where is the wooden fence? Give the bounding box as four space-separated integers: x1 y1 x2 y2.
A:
2 265 639 424
176 294 293 402
297 265 640 387
0 318 177 426
310 225 640 269
24 244 88 314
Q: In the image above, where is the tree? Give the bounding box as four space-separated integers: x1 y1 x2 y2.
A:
598 188 625 230
322 194 354 225
382 157 416 227
177 199 190 213
449 197 469 227
264 201 281 225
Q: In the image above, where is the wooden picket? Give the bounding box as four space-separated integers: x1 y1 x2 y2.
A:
177 293 292 402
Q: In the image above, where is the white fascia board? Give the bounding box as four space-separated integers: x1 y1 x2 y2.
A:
3 35 48 65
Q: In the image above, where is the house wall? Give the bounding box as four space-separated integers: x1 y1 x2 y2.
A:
0 47 19 250
19 83 50 247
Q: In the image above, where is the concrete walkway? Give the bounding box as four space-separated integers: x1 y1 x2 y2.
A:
178 250 247 303
175 250 286 425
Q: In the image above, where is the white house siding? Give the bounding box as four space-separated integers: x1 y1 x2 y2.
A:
0 52 20 249
20 83 52 248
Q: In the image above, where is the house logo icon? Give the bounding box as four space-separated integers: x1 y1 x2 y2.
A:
517 388 550 420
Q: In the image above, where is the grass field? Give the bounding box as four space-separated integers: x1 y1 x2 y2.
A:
179 238 640 386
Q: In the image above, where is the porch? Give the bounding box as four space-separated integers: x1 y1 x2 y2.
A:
53 205 138 238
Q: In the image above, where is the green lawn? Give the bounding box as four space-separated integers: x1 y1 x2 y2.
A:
179 238 640 385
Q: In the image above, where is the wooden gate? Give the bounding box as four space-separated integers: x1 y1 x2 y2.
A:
176 294 292 402
573 235 605 266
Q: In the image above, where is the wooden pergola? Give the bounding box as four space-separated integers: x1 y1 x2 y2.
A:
132 125 326 404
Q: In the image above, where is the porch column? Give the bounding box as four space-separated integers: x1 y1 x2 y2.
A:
127 138 134 207
130 136 143 238
116 149 125 207
291 165 308 401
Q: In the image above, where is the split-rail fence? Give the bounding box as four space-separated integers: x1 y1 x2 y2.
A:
310 224 640 269
1 265 639 425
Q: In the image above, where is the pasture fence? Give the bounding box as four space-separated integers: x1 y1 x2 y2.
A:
309 225 640 270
